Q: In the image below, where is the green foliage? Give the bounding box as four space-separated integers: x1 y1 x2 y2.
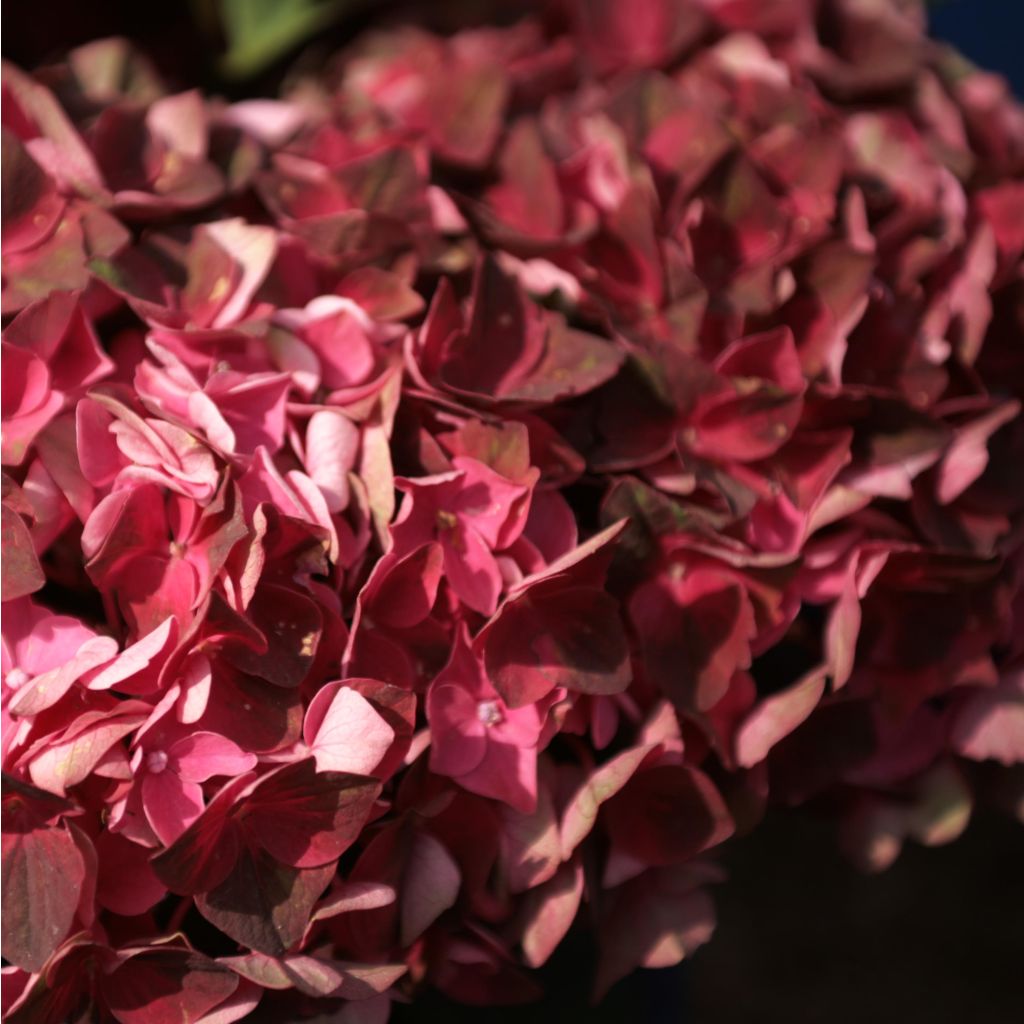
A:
215 0 349 79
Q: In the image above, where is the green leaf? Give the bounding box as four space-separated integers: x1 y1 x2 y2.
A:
217 0 349 79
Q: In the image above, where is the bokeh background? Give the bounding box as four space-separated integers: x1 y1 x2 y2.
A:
4 2 1023 1021
8 0 1022 98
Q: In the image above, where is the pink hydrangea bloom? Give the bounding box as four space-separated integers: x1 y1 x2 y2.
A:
392 456 537 615
428 626 550 813
2 3 1024 1018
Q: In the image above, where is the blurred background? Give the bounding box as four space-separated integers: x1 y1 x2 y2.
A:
4 1 1023 1021
5 0 1024 97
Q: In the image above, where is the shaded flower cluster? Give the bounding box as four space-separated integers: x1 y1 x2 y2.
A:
3 1 1024 1019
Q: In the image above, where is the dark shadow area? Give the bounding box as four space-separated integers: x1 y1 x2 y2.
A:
690 806 1024 1024
388 807 1023 1022
391 923 690 1024
0 0 543 99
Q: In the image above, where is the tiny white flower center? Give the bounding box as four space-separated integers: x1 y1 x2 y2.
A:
477 699 504 727
146 750 169 774
5 668 29 690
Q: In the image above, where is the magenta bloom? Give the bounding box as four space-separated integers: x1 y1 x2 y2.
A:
393 456 537 615
272 295 402 402
134 352 291 457
427 626 548 813
120 728 256 846
1 292 113 464
2 2 1024 1017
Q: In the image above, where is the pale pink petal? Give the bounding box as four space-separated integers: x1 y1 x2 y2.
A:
178 654 213 724
9 635 119 717
521 858 584 968
561 744 658 857
147 90 208 160
936 400 1020 505
222 100 306 147
952 674 1024 766
29 711 146 795
501 782 561 894
734 666 828 768
310 881 397 924
187 391 237 453
306 686 396 776
306 410 360 513
84 617 176 691
204 219 277 328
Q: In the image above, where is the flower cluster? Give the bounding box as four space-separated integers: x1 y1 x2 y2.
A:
3 1 1024 1019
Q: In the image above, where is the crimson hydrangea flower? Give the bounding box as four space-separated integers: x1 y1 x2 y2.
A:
2 1 1024 1019
427 625 551 813
121 727 257 846
392 456 537 615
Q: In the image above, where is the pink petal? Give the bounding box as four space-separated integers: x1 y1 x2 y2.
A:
169 732 258 783
952 674 1024 766
427 682 487 777
460 735 538 814
178 653 213 724
9 635 119 717
303 304 377 389
5 600 97 676
142 771 205 847
204 219 277 328
521 859 584 968
306 686 396 776
84 617 176 692
441 523 503 616
94 830 168 916
735 666 829 768
306 410 360 513
450 456 534 550
490 701 543 750
363 543 445 630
